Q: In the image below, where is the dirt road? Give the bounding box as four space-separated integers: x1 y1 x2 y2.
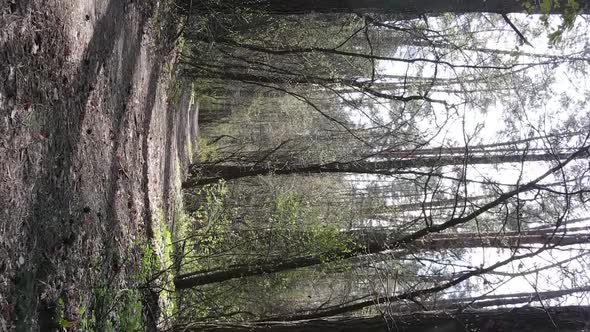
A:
0 0 195 330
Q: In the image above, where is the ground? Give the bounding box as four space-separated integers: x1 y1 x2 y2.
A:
0 0 196 330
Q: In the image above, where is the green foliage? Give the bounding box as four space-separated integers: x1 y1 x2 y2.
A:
118 290 144 332
180 181 230 273
193 181 230 253
90 278 115 332
548 0 580 43
54 296 69 329
522 0 581 44
76 244 149 332
176 177 362 319
174 209 191 247
170 0 590 325
197 90 360 168
308 223 357 259
149 208 178 322
197 136 220 162
192 78 227 103
140 241 159 279
77 302 95 331
273 191 301 225
267 191 356 258
153 209 174 272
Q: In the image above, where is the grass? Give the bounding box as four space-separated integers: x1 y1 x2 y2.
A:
77 301 95 331
87 279 114 332
119 290 144 331
72 222 161 332
147 208 178 327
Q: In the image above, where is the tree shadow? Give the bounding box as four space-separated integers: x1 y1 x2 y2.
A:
174 82 194 178
161 83 191 234
189 101 200 155
15 0 152 329
139 44 166 332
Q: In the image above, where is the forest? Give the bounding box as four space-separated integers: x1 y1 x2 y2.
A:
1 0 590 331
165 0 590 331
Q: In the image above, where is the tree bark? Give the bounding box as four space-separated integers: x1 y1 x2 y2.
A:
185 152 572 187
183 0 590 15
173 306 590 332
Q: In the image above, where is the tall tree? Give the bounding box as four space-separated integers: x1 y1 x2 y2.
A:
182 0 589 15
174 227 589 288
186 151 575 187
173 306 590 332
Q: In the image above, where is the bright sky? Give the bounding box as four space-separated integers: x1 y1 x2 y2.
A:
341 13 590 306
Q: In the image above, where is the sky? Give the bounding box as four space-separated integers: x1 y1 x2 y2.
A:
338 12 590 306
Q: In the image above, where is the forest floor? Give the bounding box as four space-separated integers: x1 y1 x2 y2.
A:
0 0 197 330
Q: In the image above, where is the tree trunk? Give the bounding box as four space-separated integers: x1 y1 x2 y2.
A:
173 306 590 332
176 145 588 288
183 0 589 15
185 152 572 187
388 286 590 313
174 228 589 289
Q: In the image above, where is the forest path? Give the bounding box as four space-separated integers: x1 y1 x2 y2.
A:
0 0 195 330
